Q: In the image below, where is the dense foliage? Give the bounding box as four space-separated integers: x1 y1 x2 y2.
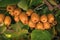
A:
0 0 60 40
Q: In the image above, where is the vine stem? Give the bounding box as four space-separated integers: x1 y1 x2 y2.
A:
43 0 54 11
34 0 54 11
53 27 57 36
34 4 44 11
0 7 6 10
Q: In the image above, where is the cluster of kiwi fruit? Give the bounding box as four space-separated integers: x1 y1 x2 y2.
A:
0 5 57 30
0 14 11 26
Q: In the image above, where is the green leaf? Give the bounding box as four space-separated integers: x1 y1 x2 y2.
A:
22 25 29 30
0 0 20 7
17 22 29 30
20 29 28 34
56 24 60 33
55 15 60 24
17 0 29 10
31 30 52 40
4 22 28 38
10 23 21 32
4 29 28 38
55 14 60 33
55 10 60 17
4 31 20 38
29 0 43 6
11 22 29 31
0 26 7 34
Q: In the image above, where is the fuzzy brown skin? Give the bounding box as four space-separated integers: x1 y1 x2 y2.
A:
52 20 57 26
14 16 19 22
26 9 34 16
13 8 22 16
0 14 5 23
28 20 36 28
19 12 28 25
43 22 51 29
31 13 39 23
47 14 54 23
36 22 44 30
9 11 14 16
7 5 16 12
4 16 11 26
40 15 48 23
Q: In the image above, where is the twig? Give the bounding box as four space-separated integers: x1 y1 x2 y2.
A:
56 4 60 9
34 4 44 10
44 0 54 11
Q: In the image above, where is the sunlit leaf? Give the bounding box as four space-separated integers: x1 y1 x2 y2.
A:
17 0 29 10
48 0 57 6
31 30 52 40
0 26 6 34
